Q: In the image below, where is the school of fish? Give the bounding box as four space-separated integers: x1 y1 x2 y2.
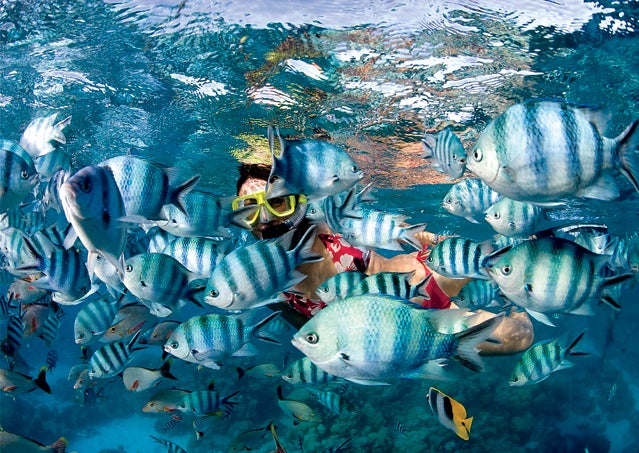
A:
1 98 638 451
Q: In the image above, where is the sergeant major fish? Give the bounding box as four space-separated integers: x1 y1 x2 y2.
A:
509 330 588 386
60 165 127 278
0 140 40 213
266 126 364 201
441 178 501 224
204 226 322 311
292 294 502 385
422 126 466 179
484 197 542 237
467 99 639 202
164 311 280 369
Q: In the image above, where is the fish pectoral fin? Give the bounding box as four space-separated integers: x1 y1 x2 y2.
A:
525 309 556 327
339 352 350 362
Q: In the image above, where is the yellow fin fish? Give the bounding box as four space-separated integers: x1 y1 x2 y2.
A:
426 387 473 441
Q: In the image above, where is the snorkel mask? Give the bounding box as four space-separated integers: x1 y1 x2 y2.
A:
232 191 308 238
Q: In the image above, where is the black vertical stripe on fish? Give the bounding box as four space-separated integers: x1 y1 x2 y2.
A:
560 105 580 183
442 395 454 422
527 102 548 192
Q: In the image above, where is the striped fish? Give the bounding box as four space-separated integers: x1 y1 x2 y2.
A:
34 148 73 179
467 100 639 202
60 165 128 278
0 227 41 275
340 210 425 251
450 279 502 311
37 302 64 346
18 239 92 302
393 419 409 438
308 388 355 415
265 126 364 201
292 295 503 384
161 236 231 278
484 197 542 237
74 296 120 345
347 271 430 300
41 168 70 212
0 141 40 213
178 389 239 418
99 155 201 220
164 311 280 369
282 356 341 386
441 178 502 223
1 313 24 358
159 419 181 433
122 252 206 317
19 113 71 158
424 236 494 279
158 190 233 238
509 330 588 386
306 183 375 232
422 126 467 180
46 349 58 372
150 435 188 453
0 294 19 319
93 254 128 297
0 208 47 235
316 271 367 304
204 226 322 310
485 237 633 325
88 329 143 379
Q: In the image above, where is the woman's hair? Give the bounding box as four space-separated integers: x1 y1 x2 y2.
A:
236 163 272 195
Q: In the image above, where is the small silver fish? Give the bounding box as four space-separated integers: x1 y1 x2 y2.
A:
422 126 466 179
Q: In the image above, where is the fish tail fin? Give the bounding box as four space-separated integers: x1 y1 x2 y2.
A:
600 272 634 310
453 314 504 372
52 115 72 143
160 359 178 380
617 120 639 193
171 174 201 215
400 223 427 250
49 437 69 453
221 390 240 419
252 311 282 345
293 225 323 264
35 366 52 394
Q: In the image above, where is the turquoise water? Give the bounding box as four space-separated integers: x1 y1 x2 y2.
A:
1 1 639 452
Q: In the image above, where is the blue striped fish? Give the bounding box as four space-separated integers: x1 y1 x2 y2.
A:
178 389 239 417
74 295 120 345
37 302 64 346
60 165 128 279
41 168 70 213
467 100 639 202
509 330 588 386
485 197 542 237
292 295 503 384
282 356 341 386
425 236 494 279
122 252 206 317
99 155 201 220
161 236 231 278
164 311 280 369
340 210 425 251
450 279 502 311
150 435 188 453
1 313 24 358
422 126 466 179
316 271 367 304
485 237 633 325
308 388 355 415
204 226 322 310
393 419 409 438
158 190 233 238
347 271 430 300
46 349 58 372
88 330 143 379
266 126 364 201
442 178 502 223
0 141 40 213
19 113 71 158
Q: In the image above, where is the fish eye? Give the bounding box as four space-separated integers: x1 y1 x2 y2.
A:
20 170 29 179
473 148 483 162
148 402 155 407
80 178 92 193
351 165 358 173
109 326 117 333
425 255 434 263
492 212 501 219
305 332 319 344
209 289 219 298
77 333 85 339
125 264 133 272
501 265 512 275
169 341 179 350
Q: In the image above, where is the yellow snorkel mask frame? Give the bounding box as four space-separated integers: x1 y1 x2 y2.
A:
232 191 308 226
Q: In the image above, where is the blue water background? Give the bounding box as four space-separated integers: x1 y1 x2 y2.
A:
1 1 639 452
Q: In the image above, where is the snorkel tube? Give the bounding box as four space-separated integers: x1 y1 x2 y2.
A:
260 196 308 239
